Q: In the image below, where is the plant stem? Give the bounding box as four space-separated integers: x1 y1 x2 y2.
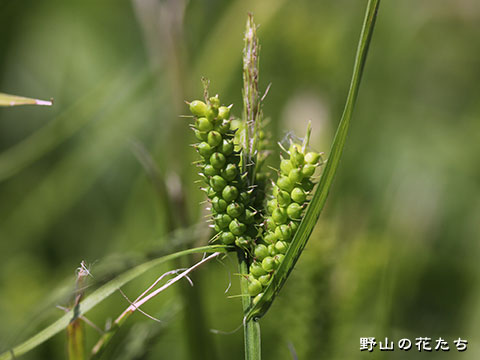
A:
238 251 261 360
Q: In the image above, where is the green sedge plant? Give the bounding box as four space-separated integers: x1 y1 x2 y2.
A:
0 1 380 359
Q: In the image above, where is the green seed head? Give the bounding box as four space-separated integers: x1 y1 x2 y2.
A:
275 224 292 241
264 231 277 244
248 279 263 296
221 139 234 156
254 244 269 261
267 244 276 256
214 213 232 230
272 207 288 224
258 274 271 286
250 261 267 277
210 175 227 192
196 117 213 132
222 185 239 202
218 106 231 120
287 202 303 220
262 256 276 272
197 142 213 158
289 144 304 167
221 163 238 181
266 199 278 214
203 164 219 177
301 164 316 178
277 176 294 192
291 187 307 203
212 196 228 213
189 100 208 117
210 152 226 169
288 168 303 184
220 231 235 245
207 131 222 147
280 158 293 175
229 219 246 236
275 241 288 254
205 105 218 121
226 202 244 218
276 190 291 207
305 151 321 164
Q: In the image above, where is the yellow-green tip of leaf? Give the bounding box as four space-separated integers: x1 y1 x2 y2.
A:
0 92 53 107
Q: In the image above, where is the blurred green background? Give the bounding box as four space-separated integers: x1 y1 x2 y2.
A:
1 0 479 359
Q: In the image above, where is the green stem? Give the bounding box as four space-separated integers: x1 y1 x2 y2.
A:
238 251 261 360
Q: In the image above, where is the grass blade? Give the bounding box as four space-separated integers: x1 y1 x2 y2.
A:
245 0 381 322
0 93 52 107
0 245 231 360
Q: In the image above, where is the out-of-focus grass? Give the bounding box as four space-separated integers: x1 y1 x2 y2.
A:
1 0 479 359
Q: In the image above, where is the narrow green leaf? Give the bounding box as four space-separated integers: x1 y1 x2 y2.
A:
0 245 231 360
0 92 52 107
245 0 381 322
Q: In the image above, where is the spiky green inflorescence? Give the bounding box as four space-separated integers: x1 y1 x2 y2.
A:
188 95 257 251
247 135 322 300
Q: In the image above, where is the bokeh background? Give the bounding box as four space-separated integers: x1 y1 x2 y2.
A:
1 0 479 359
